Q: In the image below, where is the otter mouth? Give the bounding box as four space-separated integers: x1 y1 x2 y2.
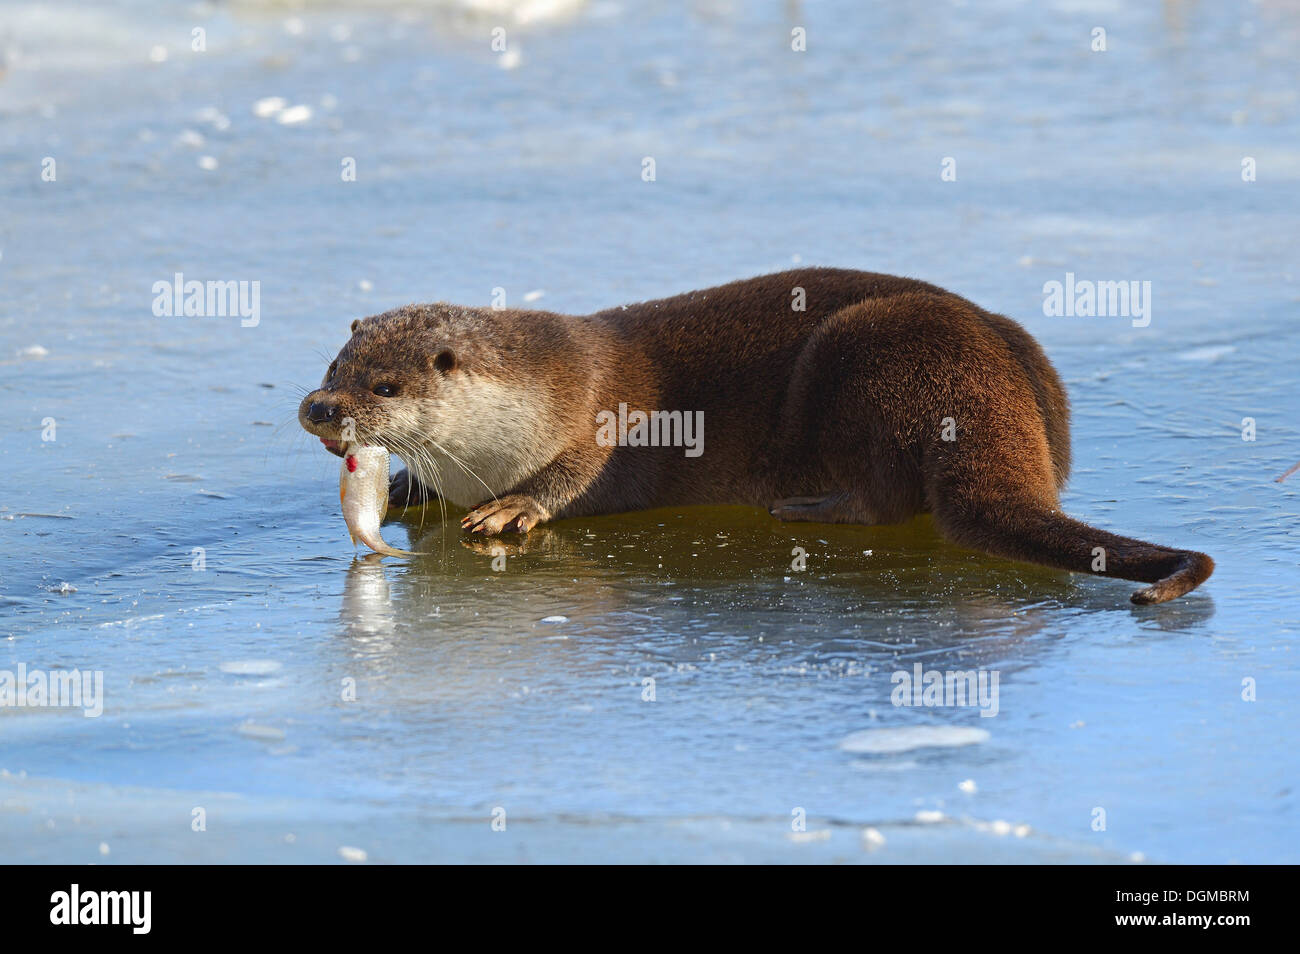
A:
309 428 384 459
298 416 348 456
299 413 345 443
317 436 351 459
299 403 384 458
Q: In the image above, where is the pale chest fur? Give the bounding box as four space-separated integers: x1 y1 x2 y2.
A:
394 376 561 508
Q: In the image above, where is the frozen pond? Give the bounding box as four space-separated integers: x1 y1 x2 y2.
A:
1 0 1297 862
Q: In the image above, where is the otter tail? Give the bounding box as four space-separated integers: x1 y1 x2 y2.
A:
932 495 1214 605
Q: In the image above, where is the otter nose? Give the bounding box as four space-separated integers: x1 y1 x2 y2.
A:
306 401 337 423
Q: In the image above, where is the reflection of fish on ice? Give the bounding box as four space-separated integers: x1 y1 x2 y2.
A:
340 557 396 642
339 445 424 557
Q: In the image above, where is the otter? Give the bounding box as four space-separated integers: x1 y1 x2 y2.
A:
299 268 1214 604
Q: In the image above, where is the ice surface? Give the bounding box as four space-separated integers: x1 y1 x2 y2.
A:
839 727 991 755
1 0 1297 863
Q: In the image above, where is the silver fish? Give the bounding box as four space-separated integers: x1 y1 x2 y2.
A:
339 445 422 557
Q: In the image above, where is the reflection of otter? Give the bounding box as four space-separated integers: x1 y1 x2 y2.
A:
300 268 1213 604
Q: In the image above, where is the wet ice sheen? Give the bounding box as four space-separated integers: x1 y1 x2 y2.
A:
1 0 1297 863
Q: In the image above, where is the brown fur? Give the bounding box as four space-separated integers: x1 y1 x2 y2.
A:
300 268 1213 604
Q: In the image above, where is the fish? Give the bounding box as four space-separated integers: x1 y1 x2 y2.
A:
339 445 423 557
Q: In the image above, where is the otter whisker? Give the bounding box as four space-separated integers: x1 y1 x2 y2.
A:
388 433 432 508
423 435 500 507
399 436 453 561
385 432 447 537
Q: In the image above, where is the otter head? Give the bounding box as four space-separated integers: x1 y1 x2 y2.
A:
299 304 564 507
299 308 458 456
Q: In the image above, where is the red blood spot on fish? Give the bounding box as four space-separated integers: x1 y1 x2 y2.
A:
346 456 357 473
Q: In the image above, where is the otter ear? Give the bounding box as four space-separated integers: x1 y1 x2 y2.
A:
432 348 457 374
350 319 363 334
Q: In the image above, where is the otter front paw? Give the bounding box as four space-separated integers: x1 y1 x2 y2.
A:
461 495 549 535
389 468 434 509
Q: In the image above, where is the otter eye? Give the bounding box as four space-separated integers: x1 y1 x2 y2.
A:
326 361 338 379
372 384 396 397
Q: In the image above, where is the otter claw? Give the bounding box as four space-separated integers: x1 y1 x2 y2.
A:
461 495 547 536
